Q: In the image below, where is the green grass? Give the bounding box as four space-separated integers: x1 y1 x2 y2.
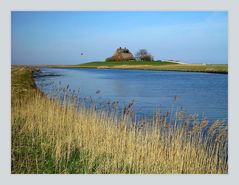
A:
50 61 228 74
78 60 177 67
11 66 228 174
11 67 37 99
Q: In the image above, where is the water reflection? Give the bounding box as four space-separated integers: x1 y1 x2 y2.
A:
35 68 228 124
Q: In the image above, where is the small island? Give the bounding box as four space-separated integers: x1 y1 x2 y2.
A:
50 47 228 74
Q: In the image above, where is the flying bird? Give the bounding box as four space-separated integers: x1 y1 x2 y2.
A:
96 90 100 94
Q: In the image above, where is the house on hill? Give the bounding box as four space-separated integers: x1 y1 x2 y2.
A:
106 47 135 61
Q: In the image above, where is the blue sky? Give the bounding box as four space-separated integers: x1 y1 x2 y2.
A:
11 11 227 65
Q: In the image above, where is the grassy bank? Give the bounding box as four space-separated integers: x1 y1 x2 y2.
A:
51 61 228 74
12 67 228 174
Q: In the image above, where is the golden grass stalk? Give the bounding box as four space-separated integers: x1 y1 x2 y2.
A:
11 67 228 174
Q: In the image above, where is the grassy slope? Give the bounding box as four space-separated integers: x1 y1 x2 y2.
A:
11 66 228 174
78 61 177 67
52 61 228 74
11 67 37 99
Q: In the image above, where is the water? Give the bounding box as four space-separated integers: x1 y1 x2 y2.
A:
35 68 228 124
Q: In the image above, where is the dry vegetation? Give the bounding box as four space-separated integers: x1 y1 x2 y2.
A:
11 67 228 174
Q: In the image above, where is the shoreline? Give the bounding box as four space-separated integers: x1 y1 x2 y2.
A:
53 66 228 74
44 63 228 74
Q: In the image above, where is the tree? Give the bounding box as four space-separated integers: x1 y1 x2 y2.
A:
135 49 154 61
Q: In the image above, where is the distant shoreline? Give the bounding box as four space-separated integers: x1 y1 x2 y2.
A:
43 61 228 74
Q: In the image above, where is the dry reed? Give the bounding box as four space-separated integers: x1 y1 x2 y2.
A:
11 67 228 174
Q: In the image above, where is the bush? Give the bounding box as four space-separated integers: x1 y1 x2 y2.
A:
105 57 116 62
141 54 154 61
135 49 154 61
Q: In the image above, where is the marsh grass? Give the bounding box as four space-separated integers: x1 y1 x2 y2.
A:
11 67 228 174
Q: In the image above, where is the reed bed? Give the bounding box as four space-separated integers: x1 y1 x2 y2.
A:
11 67 228 174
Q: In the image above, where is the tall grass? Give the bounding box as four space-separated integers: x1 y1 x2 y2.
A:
11 67 228 174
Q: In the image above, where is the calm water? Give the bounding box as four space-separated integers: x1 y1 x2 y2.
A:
35 68 228 123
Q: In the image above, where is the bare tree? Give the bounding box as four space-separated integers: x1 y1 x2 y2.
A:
135 49 154 61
